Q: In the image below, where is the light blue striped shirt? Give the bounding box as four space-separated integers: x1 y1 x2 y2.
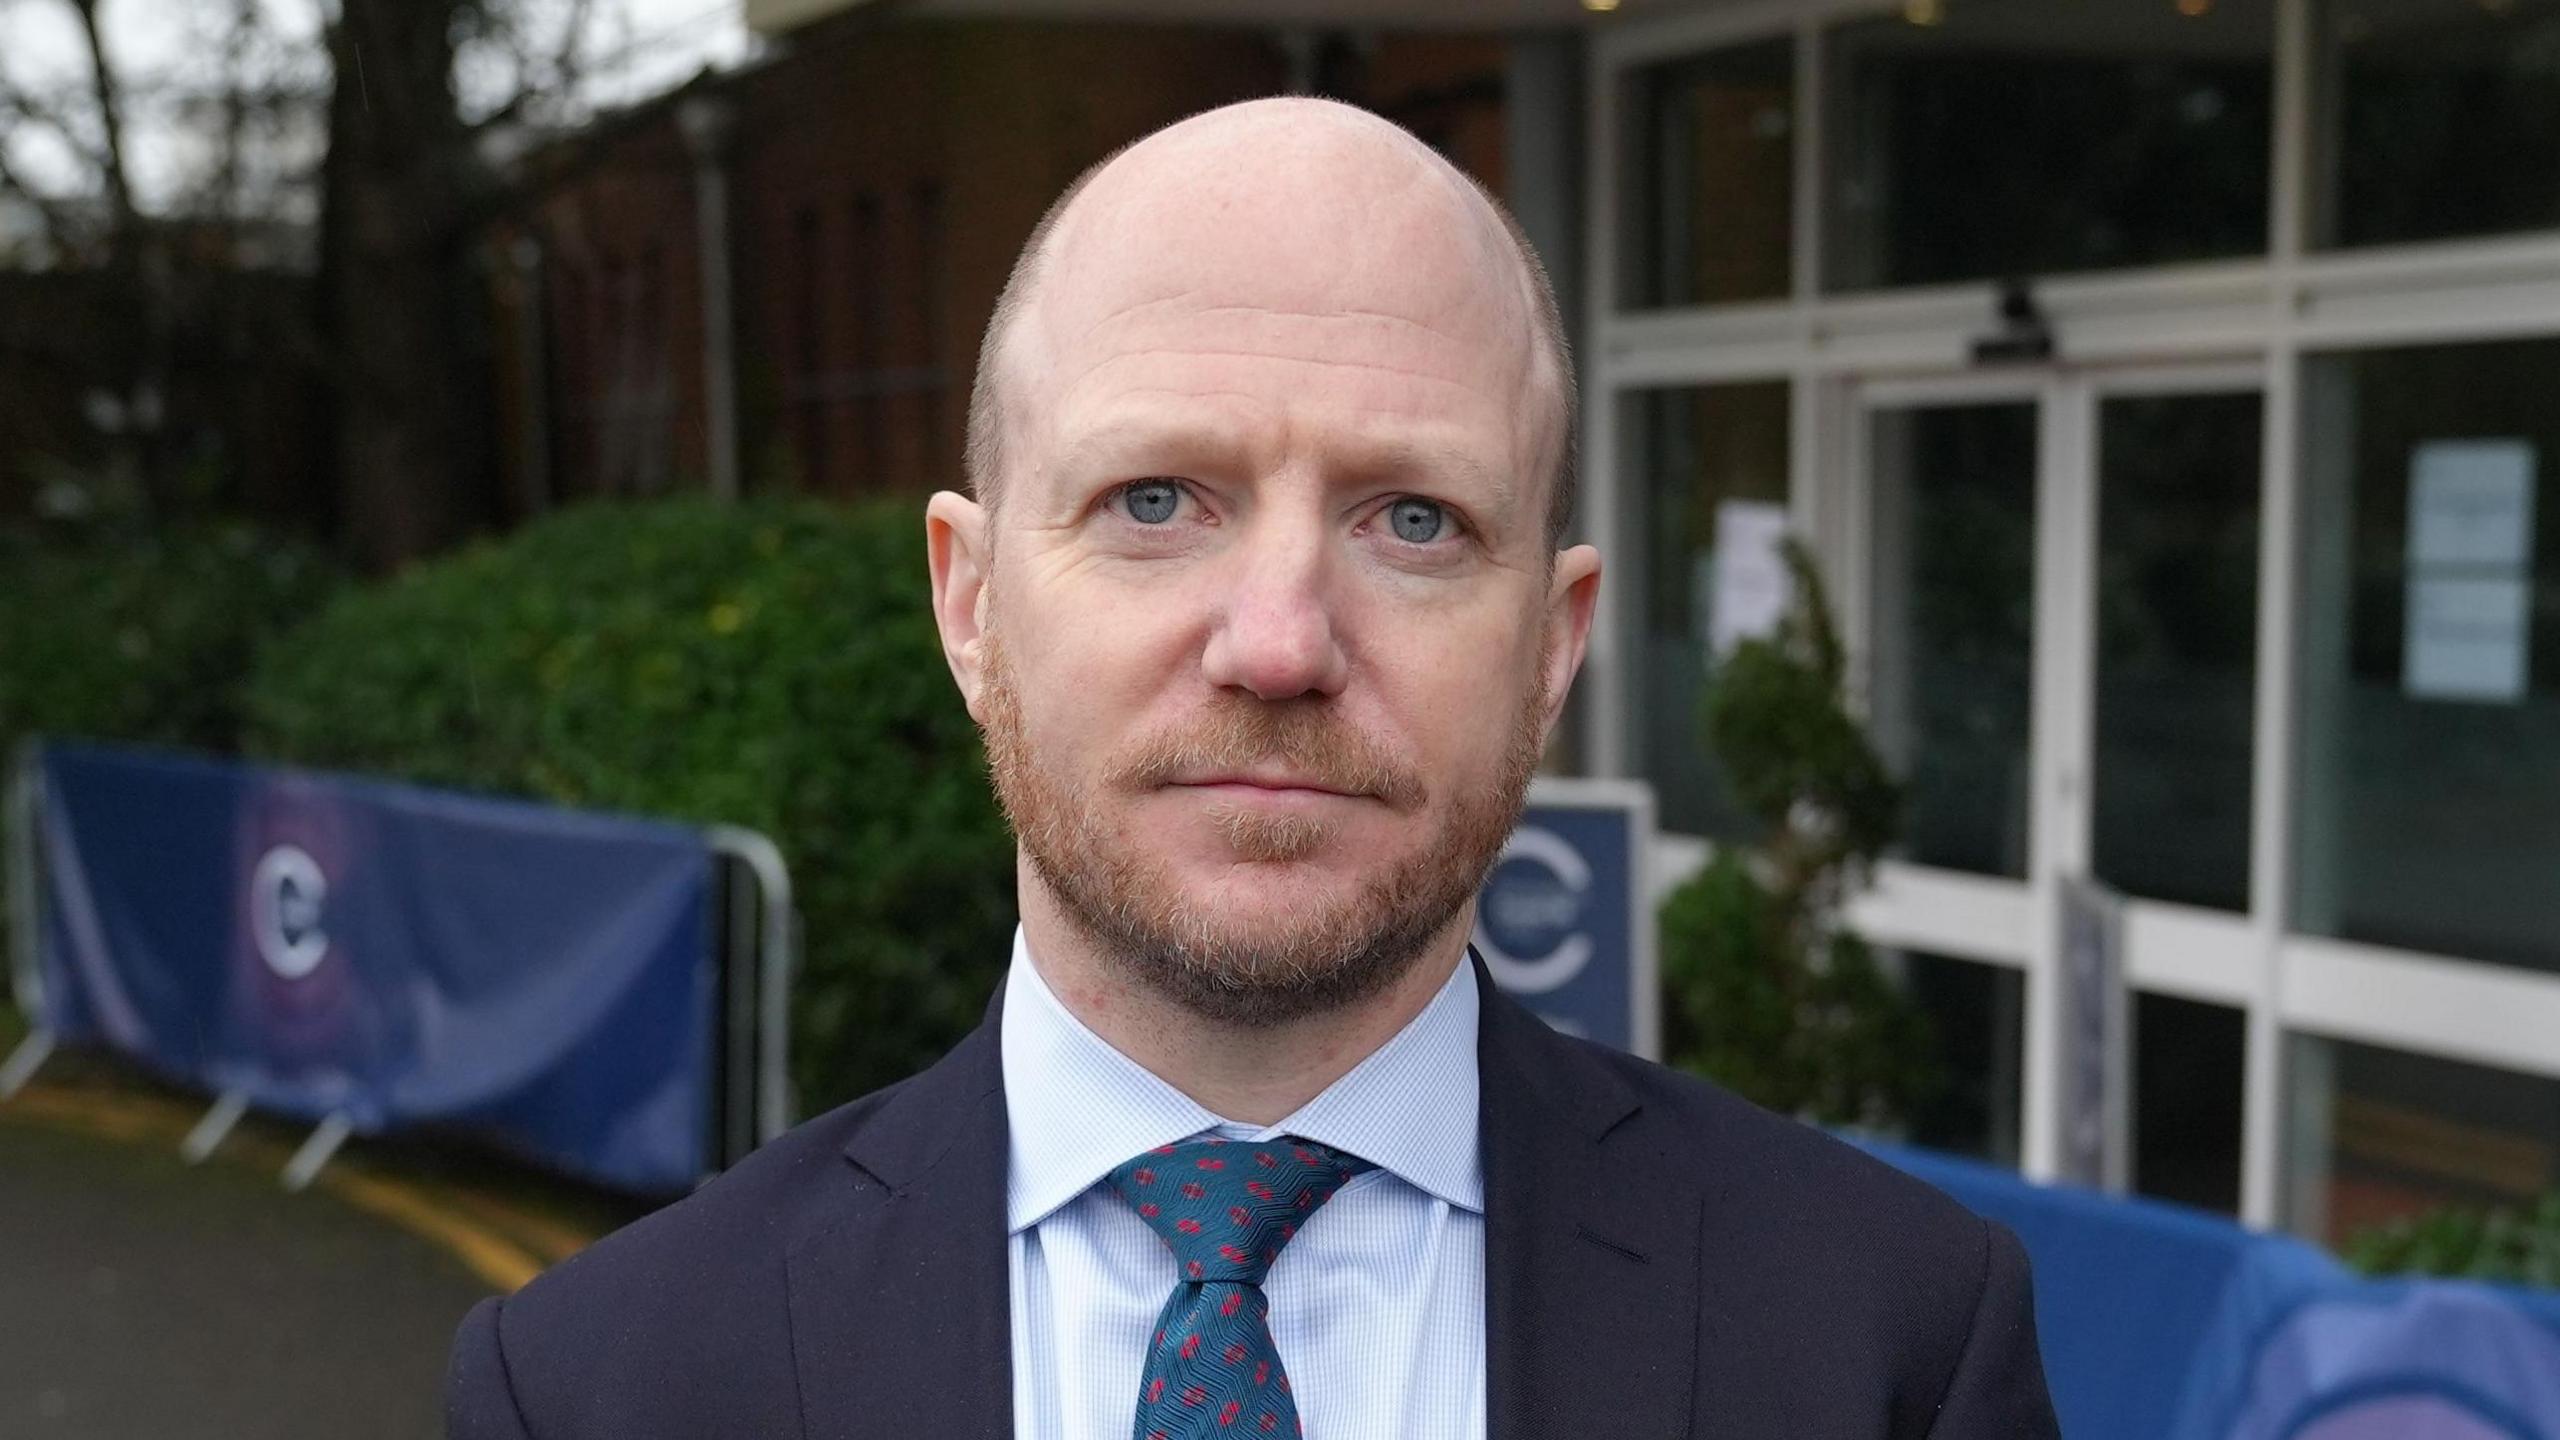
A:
1002 928 1488 1440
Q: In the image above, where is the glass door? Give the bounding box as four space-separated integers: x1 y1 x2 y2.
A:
2086 373 2264 1217
1863 395 2042 884
1843 367 2266 1191
1848 378 2048 1171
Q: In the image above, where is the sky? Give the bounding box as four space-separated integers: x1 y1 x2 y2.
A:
0 0 753 205
520 0 755 113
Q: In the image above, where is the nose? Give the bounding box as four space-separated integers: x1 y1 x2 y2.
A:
1198 514 1351 702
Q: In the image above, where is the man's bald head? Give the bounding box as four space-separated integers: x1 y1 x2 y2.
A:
963 97 1578 549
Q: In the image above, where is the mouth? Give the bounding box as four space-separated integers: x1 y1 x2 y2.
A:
1169 773 1366 803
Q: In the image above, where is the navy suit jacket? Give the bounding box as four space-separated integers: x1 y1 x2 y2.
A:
447 957 2059 1438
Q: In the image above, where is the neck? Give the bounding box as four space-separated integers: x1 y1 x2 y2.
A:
1016 863 1472 1126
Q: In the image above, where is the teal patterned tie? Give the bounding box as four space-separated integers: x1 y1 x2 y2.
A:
1103 1136 1374 1440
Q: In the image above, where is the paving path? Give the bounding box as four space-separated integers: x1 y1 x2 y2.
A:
0 1109 501 1439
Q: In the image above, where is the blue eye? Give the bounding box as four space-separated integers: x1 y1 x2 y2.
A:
1122 480 1181 524
1388 498 1447 544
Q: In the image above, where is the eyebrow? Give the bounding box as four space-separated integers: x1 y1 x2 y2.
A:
1047 416 1519 522
1337 434 1516 517
1046 416 1249 493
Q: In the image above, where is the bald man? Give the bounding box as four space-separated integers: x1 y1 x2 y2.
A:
446 99 2058 1440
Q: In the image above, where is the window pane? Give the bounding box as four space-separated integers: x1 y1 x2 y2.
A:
1869 402 2036 879
1620 39 1795 309
1899 949 2026 1168
2315 0 2560 250
2095 392 2263 912
2135 993 2245 1215
1628 383 1792 839
2295 340 2560 974
2286 1035 2560 1245
1824 0 2273 292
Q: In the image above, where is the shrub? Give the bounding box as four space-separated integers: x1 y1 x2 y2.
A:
2345 1193 2560 1289
243 496 1016 1112
0 522 340 1024
1660 539 1938 1128
0 522 340 759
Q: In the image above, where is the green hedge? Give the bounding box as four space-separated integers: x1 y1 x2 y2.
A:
2345 1193 2560 1288
242 497 1015 1112
0 523 339 760
0 523 340 1021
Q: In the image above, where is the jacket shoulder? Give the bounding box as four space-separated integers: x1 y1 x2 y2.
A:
1586 1041 2005 1315
449 1075 916 1439
516 1072 902 1311
1586 1039 1990 1245
1568 1043 2043 1433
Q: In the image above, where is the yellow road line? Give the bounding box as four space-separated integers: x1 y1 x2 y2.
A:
319 1168 547 1293
1 1083 567 1294
1 1086 180 1136
439 1184 598 1266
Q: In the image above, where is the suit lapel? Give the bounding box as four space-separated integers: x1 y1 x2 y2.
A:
785 1011 1013 1440
1478 955 1703 1438
778 957 1719 1439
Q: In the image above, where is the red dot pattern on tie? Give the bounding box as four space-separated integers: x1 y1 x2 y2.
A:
1104 1136 1373 1440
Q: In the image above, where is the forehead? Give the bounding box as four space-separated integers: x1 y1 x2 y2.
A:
1041 143 1521 347
1011 119 1547 476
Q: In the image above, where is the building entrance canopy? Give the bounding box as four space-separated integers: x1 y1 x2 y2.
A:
749 0 1621 33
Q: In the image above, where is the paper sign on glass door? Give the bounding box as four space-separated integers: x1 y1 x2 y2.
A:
1710 499 1792 659
2403 440 2534 704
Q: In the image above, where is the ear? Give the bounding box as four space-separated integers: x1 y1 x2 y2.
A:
926 491 993 722
1536 543 1602 746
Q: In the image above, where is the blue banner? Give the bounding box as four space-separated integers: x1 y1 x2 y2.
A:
1474 778 1656 1057
31 742 716 1193
1873 1143 2560 1440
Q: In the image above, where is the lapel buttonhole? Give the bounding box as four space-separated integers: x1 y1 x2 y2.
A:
1574 1224 1648 1265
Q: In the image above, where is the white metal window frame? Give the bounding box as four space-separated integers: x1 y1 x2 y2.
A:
1845 364 2270 1194
1584 0 2560 1230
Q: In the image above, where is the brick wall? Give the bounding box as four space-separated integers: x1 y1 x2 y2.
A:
495 16 1514 507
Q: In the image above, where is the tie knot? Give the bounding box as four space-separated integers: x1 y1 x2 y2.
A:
1104 1136 1373 1285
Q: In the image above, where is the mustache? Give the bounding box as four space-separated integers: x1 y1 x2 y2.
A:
1112 697 1429 812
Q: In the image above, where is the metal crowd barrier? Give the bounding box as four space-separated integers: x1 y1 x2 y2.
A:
2 739 797 1191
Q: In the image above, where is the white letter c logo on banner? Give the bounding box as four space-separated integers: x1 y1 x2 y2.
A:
251 844 331 981
1475 825 1593 996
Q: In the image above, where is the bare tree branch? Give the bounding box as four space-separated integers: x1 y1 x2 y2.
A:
62 0 135 247
0 75 108 258
214 0 256 225
0 73 113 182
0 143 88 257
548 0 597 110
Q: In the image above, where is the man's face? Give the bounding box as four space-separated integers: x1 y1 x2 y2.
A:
932 112 1599 1024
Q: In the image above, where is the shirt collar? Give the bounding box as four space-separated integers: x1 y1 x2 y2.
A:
999 925 1483 1234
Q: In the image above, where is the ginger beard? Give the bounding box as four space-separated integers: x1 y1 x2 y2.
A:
978 624 1552 1028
